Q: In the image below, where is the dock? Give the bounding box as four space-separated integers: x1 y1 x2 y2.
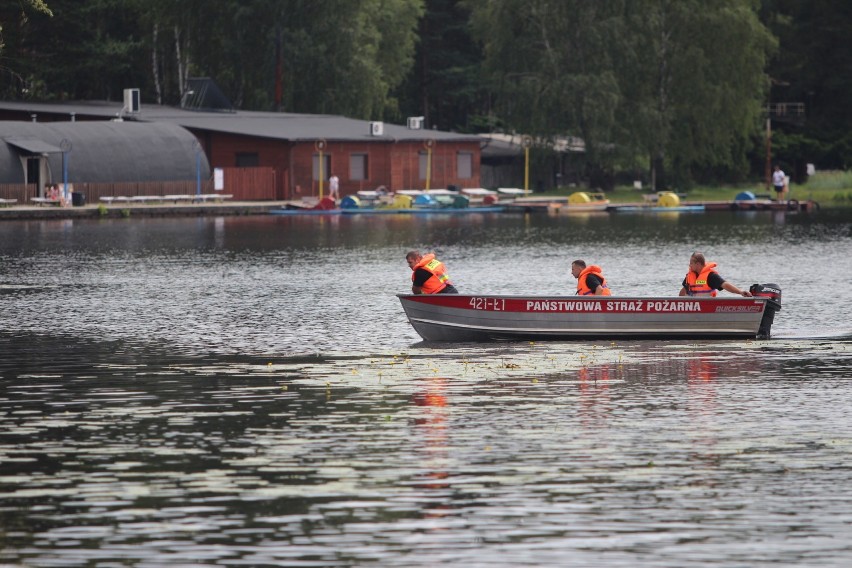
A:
0 200 289 221
503 197 819 214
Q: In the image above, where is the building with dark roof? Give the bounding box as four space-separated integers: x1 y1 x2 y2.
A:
0 97 482 201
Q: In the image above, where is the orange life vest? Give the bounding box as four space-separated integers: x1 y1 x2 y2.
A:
412 253 452 294
686 262 718 297
576 265 612 296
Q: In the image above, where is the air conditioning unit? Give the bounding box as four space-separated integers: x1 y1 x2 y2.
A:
123 88 140 113
407 116 424 130
369 121 384 136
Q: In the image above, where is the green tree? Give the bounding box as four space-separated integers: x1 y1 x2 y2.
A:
273 0 424 118
469 0 774 188
135 0 424 117
762 0 852 171
0 0 53 96
619 0 775 188
397 0 489 131
469 0 625 186
1 0 145 100
2 0 423 119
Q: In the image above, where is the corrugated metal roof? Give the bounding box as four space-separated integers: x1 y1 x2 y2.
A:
0 121 209 184
4 138 64 154
0 100 482 143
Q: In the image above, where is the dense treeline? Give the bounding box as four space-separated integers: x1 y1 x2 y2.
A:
1 0 849 188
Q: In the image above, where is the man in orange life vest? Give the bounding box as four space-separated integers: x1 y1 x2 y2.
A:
571 260 612 296
679 252 752 297
406 250 458 294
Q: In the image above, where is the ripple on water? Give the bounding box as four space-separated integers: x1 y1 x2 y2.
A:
1 214 852 566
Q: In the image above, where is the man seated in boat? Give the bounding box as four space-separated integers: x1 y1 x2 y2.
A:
679 252 752 297
406 250 458 294
571 260 612 296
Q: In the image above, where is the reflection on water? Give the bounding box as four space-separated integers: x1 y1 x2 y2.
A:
1 211 852 566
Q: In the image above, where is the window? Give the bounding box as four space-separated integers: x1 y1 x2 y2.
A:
457 151 473 179
235 153 259 167
419 151 429 180
312 154 332 181
350 153 368 181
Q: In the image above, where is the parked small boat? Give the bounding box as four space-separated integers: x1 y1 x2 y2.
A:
399 285 781 342
548 191 610 214
461 187 500 205
342 205 504 215
270 196 341 215
612 204 705 213
340 188 503 214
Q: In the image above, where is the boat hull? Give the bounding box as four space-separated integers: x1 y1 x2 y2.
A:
398 294 772 342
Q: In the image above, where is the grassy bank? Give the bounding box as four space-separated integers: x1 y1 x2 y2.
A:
537 170 852 206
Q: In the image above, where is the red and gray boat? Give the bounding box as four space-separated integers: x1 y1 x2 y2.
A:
398 284 782 342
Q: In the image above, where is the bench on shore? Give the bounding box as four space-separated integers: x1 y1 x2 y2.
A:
497 188 527 198
31 197 63 206
99 194 234 205
194 193 233 203
129 195 164 204
0 198 17 207
101 195 190 204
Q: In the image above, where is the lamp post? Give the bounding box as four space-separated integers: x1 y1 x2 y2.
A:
60 139 72 203
424 139 434 190
194 140 202 197
315 139 326 200
522 136 533 196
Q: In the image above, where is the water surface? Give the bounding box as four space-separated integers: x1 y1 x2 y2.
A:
1 210 851 566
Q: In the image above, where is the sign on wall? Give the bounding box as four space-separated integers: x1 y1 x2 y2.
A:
214 168 224 190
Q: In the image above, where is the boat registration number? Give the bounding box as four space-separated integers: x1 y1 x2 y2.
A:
469 297 506 311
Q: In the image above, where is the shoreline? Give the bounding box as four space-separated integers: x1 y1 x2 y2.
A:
0 197 839 221
0 200 290 220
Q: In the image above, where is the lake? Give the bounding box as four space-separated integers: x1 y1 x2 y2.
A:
1 209 851 566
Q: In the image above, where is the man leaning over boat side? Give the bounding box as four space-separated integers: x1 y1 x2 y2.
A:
571 260 612 296
406 250 458 295
679 252 752 297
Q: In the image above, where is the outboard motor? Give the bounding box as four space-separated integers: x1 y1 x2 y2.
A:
750 283 782 339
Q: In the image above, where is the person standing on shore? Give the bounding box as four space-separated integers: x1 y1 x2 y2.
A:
772 165 787 202
329 174 340 202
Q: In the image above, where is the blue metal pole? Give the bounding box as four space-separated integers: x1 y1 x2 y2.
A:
62 152 68 203
196 150 201 196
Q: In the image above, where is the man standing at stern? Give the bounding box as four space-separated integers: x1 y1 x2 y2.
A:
406 250 458 294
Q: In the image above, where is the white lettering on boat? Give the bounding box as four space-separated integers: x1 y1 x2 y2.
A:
469 297 506 311
525 301 603 311
644 300 702 312
605 301 645 311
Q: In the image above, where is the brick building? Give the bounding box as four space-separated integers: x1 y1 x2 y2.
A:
0 98 482 201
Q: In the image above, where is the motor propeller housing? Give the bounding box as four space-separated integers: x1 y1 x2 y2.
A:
750 283 782 339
